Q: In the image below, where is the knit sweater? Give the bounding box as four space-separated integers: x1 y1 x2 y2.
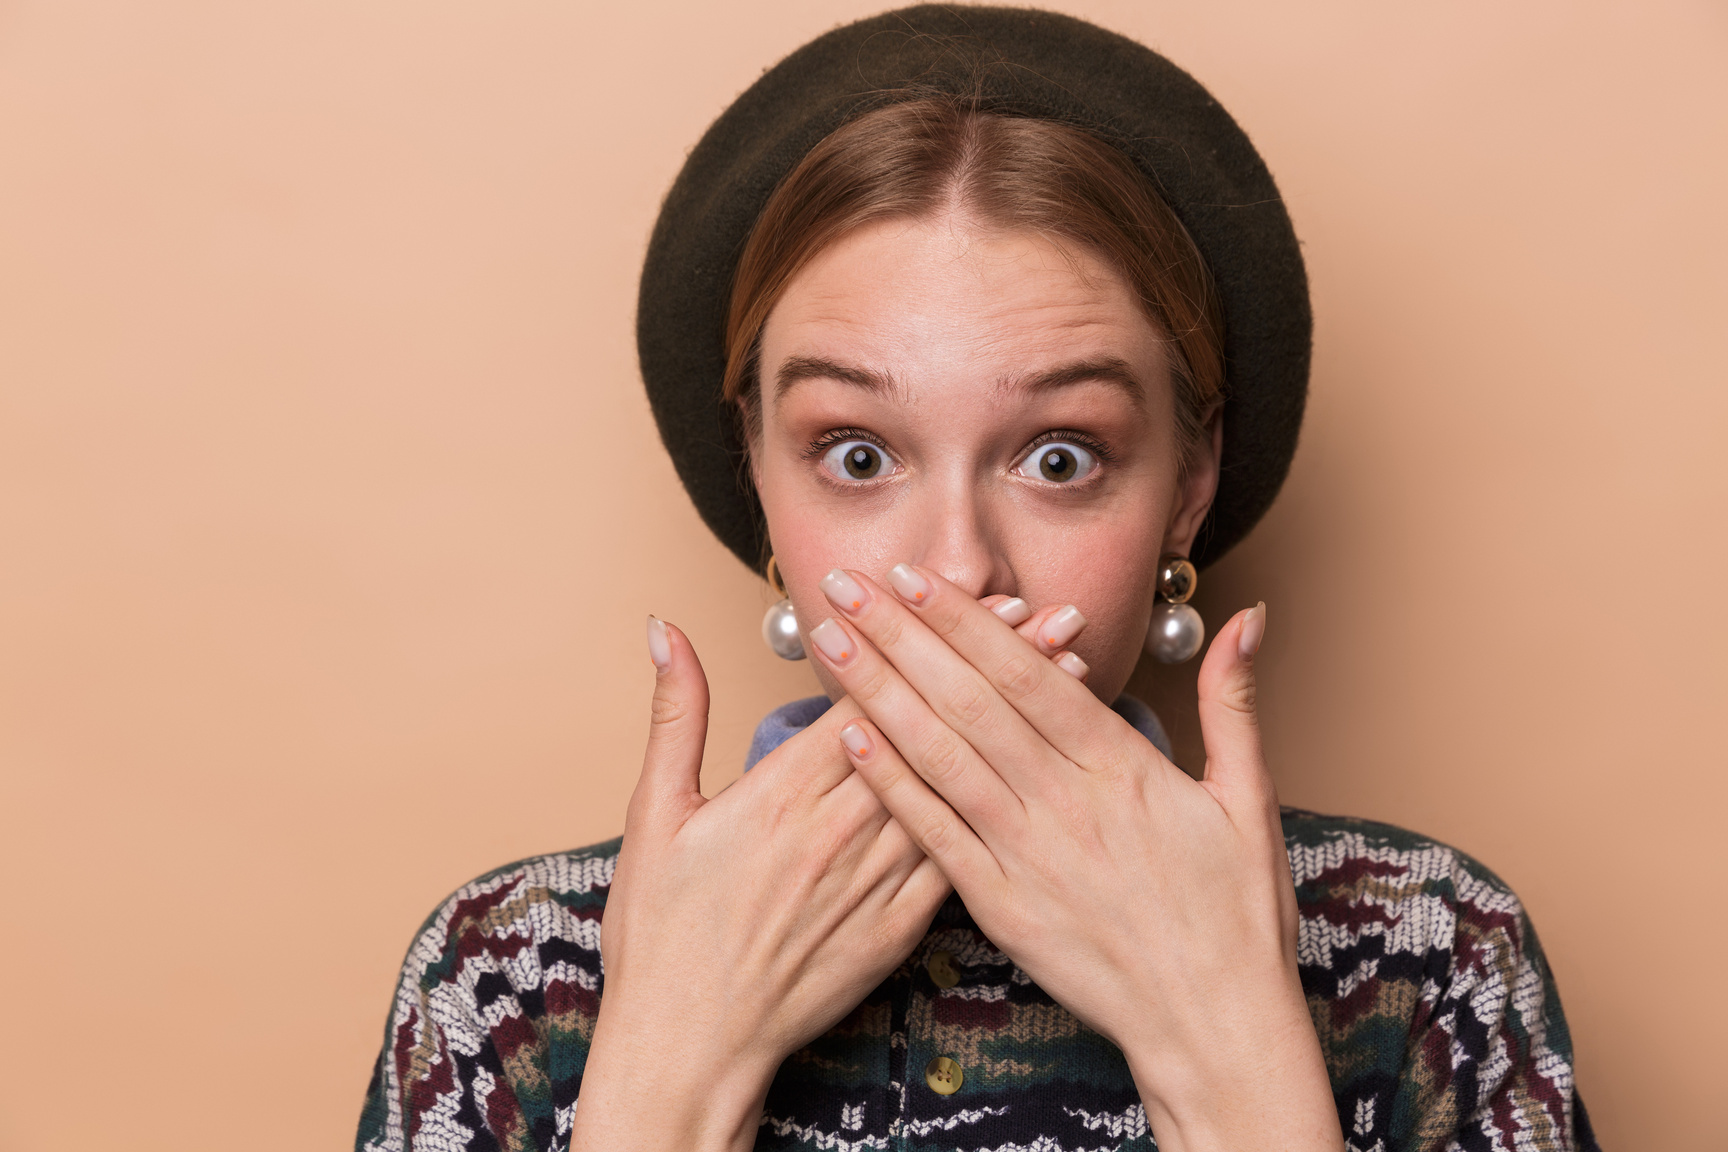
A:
356 697 1599 1152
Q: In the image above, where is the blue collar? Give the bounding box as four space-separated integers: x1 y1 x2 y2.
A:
744 694 1174 771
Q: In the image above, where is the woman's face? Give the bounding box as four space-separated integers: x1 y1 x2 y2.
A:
753 213 1220 703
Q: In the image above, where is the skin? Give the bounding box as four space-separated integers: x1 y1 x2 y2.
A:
757 214 1194 701
571 213 1344 1152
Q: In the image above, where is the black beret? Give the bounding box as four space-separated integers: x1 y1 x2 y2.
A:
637 4 1309 572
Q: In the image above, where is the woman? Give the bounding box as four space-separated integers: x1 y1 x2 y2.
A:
357 8 1597 1151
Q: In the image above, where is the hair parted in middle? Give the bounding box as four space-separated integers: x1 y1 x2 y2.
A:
722 95 1226 470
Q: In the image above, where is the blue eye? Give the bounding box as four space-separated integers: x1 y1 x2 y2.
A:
1015 441 1099 484
820 439 896 482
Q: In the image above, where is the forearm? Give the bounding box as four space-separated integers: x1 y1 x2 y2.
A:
570 1009 780 1152
1121 976 1342 1152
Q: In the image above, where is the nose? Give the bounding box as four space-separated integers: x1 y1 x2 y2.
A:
903 481 1013 599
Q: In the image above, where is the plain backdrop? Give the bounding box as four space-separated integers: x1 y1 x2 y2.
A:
1 1 1724 1148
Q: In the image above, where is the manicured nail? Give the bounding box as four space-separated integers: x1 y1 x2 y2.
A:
1238 602 1267 659
819 568 871 615
646 616 671 671
808 618 857 665
990 597 1032 626
840 722 874 760
888 563 933 605
1054 651 1089 681
1039 605 1087 652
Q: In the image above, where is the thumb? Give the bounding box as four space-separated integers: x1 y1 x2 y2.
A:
1196 602 1273 805
631 616 710 831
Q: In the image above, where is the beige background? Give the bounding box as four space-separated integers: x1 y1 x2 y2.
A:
1 1 1722 1148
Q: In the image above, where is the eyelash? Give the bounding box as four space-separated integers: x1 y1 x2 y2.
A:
802 429 1117 469
1020 429 1116 466
802 427 887 460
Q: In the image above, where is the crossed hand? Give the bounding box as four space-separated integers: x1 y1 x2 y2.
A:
570 567 1342 1152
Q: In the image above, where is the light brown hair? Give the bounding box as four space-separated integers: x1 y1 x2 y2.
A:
723 97 1225 464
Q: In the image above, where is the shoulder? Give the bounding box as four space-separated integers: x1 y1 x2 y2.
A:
358 839 621 1152
1281 806 1520 903
1280 806 1539 989
1280 806 1532 947
415 837 622 938
1282 810 1585 1150
394 837 621 1002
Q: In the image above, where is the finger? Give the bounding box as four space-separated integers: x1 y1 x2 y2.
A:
747 695 866 798
1051 650 1089 682
840 717 1004 899
632 617 709 831
889 856 953 924
811 761 897 847
1005 605 1089 681
820 568 1084 794
872 565 1130 767
824 776 950 934
842 570 1103 779
806 607 1029 831
856 847 952 954
861 810 951 906
985 599 1089 679
1010 601 1082 653
1195 602 1276 810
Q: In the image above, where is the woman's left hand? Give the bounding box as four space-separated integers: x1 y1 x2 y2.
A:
807 565 1344 1152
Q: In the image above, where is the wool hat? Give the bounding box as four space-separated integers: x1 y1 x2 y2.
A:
637 4 1309 572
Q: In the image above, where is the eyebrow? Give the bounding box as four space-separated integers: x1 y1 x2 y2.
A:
999 357 1146 404
770 354 1144 405
773 356 901 402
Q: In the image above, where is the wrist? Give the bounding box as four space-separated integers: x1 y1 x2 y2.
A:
571 1007 781 1152
1119 978 1341 1152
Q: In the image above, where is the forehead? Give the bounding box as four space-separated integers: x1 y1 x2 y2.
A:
759 215 1168 391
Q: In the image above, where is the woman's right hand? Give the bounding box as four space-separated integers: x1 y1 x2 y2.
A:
569 617 951 1152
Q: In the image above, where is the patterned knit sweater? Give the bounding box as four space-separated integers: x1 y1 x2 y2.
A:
356 698 1599 1152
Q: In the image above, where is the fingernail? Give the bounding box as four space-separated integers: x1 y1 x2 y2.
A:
888 563 933 605
840 722 874 759
808 618 857 666
1238 602 1267 659
646 616 671 671
1054 650 1089 681
819 568 871 615
990 597 1032 626
1039 605 1087 652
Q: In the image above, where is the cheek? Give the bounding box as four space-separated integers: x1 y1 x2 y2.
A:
760 486 914 602
755 460 905 603
1014 523 1162 631
758 482 918 702
999 484 1174 695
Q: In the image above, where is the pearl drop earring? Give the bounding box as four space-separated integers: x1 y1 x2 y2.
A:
761 555 807 661
1146 553 1204 663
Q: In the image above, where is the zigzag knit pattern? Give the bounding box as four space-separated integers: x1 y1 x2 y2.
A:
356 810 1599 1152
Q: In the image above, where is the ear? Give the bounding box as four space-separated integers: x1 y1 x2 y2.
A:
1162 406 1223 556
